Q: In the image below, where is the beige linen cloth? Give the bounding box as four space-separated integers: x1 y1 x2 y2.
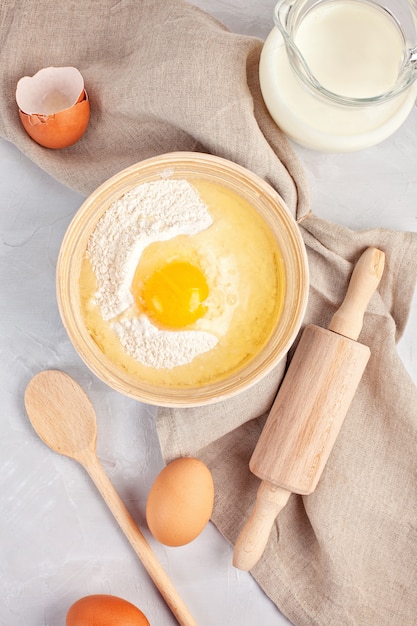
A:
1 1 417 624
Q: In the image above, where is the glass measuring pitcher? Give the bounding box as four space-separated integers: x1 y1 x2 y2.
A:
259 0 417 151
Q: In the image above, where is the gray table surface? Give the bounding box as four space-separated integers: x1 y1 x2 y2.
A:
1 1 416 624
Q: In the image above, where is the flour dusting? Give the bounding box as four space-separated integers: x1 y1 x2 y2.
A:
114 316 218 369
87 179 213 320
85 178 219 369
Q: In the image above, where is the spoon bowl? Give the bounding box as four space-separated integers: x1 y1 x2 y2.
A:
25 370 97 461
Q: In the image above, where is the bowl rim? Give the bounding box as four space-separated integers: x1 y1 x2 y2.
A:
56 151 309 407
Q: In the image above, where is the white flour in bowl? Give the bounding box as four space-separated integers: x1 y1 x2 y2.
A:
87 178 213 320
85 178 219 369
113 316 218 369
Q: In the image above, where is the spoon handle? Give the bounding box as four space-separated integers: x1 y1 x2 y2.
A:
79 449 197 626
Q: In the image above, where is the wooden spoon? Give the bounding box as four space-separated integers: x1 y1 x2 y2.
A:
24 369 197 626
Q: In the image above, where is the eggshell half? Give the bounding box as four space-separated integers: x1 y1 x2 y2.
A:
146 457 215 547
16 66 90 149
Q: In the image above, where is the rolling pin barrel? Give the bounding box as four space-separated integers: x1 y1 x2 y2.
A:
233 247 385 571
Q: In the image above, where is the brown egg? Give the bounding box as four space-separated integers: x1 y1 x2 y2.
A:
66 594 150 626
146 457 215 547
16 66 90 149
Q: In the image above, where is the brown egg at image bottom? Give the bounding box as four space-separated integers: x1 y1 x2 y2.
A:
66 594 150 626
79 176 286 387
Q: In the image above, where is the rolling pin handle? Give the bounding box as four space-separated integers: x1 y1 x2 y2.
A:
233 481 291 571
328 247 385 341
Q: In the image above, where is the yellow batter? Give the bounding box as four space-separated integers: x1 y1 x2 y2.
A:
79 177 286 387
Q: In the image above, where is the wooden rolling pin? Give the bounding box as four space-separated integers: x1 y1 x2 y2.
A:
233 247 385 571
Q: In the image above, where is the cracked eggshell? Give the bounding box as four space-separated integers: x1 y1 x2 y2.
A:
16 66 90 149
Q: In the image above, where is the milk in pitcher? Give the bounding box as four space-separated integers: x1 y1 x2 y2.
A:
260 0 417 151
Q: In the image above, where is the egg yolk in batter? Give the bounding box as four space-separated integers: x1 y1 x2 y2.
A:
133 260 209 329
